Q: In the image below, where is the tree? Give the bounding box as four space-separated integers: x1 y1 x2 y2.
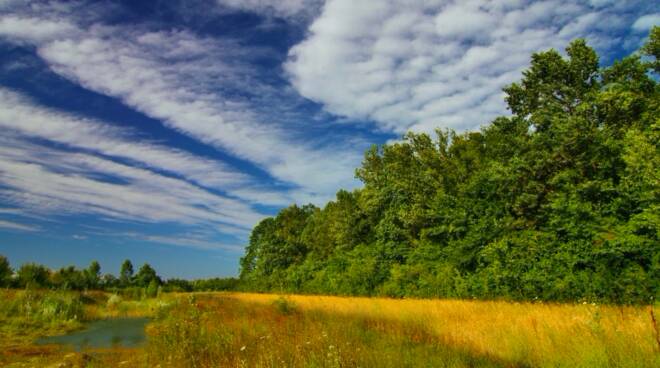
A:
641 26 660 73
0 255 12 287
85 260 101 289
51 266 85 290
120 259 134 287
102 273 118 288
146 279 159 298
17 263 50 289
237 32 659 304
135 263 160 287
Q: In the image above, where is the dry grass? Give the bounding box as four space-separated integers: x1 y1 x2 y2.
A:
2 290 658 367
226 293 660 367
146 293 507 367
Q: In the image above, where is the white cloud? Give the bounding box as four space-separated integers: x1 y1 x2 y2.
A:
286 0 651 134
216 0 323 20
137 234 244 252
434 3 495 39
632 14 660 32
0 136 263 232
0 219 39 232
0 88 247 190
0 13 363 204
0 15 76 43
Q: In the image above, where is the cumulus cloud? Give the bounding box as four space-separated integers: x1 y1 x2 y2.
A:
287 0 653 133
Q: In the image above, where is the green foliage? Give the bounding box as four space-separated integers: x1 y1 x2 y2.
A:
0 255 11 287
120 259 134 287
191 277 239 291
146 279 160 298
51 265 86 290
0 290 84 324
85 260 101 289
135 263 160 288
17 263 50 289
272 296 296 315
239 31 660 304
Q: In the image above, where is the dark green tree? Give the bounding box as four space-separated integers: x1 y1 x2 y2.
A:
51 266 85 290
238 29 660 304
0 255 12 287
135 263 160 287
120 259 134 287
85 260 101 289
17 263 50 289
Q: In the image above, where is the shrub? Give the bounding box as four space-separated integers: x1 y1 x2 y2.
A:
272 296 296 315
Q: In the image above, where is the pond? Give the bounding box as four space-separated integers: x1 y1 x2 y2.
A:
36 317 149 351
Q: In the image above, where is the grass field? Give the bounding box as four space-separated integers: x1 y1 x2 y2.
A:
1 290 659 367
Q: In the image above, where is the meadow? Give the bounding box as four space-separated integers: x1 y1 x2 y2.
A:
1 290 659 367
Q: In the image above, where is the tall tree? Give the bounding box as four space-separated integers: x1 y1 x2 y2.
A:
86 260 101 289
120 259 134 287
238 29 660 304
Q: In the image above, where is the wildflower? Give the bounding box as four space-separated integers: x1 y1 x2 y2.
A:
582 301 587 305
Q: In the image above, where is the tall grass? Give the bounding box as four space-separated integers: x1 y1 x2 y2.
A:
229 293 660 367
0 289 85 347
147 294 508 367
2 290 658 367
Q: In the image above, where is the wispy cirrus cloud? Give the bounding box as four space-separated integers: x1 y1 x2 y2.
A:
286 0 655 133
0 88 248 191
0 219 39 232
0 7 364 203
0 135 261 230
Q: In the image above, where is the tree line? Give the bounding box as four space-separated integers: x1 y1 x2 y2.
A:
0 255 237 293
239 29 660 304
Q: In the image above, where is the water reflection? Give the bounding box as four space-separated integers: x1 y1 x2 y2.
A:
36 317 149 351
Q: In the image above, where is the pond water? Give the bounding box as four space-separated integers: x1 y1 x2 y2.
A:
36 317 149 351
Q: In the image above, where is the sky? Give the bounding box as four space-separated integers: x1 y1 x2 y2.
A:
0 0 657 279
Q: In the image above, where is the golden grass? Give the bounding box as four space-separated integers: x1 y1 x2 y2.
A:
2 290 658 367
227 293 660 367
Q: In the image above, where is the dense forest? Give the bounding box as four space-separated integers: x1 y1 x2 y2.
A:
239 29 660 304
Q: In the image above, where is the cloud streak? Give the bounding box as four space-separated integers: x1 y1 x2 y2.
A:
0 135 262 230
0 10 363 202
0 219 39 232
0 88 248 191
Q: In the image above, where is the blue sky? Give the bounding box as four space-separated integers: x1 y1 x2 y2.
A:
0 0 657 279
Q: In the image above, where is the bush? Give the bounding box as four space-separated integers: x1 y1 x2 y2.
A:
272 296 296 315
